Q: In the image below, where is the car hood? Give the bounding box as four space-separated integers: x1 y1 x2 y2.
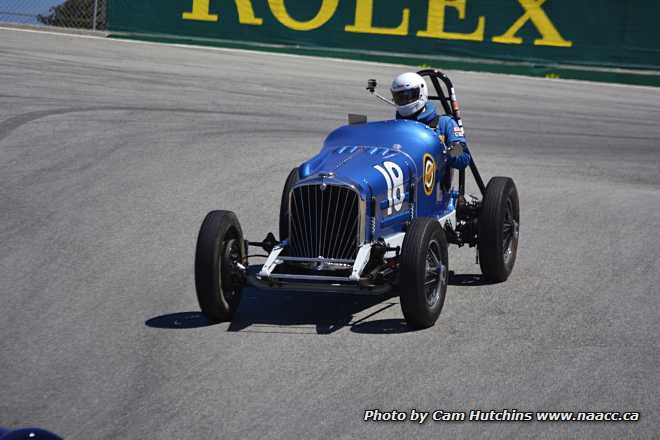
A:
298 119 442 197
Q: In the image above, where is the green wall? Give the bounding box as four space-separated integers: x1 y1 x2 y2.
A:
107 0 660 84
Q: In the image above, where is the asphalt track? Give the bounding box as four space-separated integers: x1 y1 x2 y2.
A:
1 27 659 440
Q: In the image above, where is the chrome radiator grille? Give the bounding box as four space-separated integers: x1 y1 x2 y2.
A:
289 184 360 260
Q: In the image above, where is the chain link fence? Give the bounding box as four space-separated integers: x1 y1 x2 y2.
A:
0 0 106 30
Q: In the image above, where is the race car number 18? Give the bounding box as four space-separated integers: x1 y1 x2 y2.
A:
374 161 404 216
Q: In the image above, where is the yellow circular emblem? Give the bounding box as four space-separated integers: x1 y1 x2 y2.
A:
423 153 435 196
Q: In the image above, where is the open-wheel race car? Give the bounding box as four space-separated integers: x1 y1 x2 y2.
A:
194 69 519 329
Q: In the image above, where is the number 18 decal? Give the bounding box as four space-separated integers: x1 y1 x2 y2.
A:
374 161 404 216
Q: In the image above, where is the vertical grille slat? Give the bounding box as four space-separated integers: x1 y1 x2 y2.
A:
317 186 322 256
289 184 359 260
302 187 314 255
337 214 360 259
292 188 306 257
291 188 302 256
330 187 351 258
321 185 332 258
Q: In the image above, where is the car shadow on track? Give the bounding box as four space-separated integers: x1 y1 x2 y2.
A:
145 273 490 333
227 287 410 335
144 293 412 334
145 312 213 329
448 273 493 286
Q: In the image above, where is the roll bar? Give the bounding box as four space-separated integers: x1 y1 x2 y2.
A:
416 69 486 198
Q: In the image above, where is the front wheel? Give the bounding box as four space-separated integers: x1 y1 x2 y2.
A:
194 210 246 322
399 217 449 329
478 176 520 282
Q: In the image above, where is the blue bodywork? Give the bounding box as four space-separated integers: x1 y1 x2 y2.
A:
298 120 457 242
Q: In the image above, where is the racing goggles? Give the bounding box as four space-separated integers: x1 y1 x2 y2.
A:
392 87 420 106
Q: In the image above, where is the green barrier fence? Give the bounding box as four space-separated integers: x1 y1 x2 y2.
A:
107 0 660 86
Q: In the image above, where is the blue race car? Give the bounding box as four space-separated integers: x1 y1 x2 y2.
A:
194 70 519 329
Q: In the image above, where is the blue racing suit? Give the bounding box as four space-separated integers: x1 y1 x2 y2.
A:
396 102 471 169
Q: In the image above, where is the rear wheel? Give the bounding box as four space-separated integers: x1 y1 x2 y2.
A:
278 167 299 242
194 210 246 322
399 218 449 329
478 177 520 282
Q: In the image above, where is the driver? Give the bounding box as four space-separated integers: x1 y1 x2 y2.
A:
391 72 471 170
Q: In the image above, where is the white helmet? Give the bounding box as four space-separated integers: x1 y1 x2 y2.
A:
390 72 428 117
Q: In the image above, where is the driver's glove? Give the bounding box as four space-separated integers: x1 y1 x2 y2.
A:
446 142 471 169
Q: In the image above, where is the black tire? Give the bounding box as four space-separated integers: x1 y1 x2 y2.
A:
478 176 520 282
278 167 299 242
399 217 449 329
194 210 246 322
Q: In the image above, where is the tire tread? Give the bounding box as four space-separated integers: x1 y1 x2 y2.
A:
194 210 244 322
399 217 448 329
478 177 518 282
